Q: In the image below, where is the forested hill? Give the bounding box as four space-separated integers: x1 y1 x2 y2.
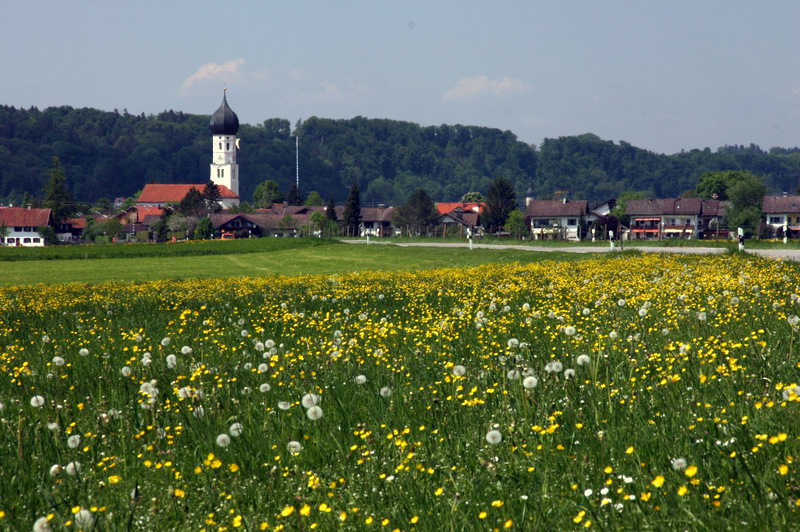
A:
2 104 800 207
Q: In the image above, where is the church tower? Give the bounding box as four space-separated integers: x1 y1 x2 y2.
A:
209 89 240 195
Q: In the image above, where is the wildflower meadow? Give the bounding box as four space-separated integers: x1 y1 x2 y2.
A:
2 253 800 530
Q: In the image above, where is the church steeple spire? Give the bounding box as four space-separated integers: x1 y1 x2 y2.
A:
209 90 240 195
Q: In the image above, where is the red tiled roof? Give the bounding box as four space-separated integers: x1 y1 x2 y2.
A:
762 195 800 214
0 207 51 227
436 202 485 215
524 200 588 218
137 184 238 204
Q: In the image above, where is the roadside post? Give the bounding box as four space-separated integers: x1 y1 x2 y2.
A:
738 227 744 251
609 230 615 251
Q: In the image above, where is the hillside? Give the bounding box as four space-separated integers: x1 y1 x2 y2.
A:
1 105 799 207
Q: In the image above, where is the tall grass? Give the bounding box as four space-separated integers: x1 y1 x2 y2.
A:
1 253 799 530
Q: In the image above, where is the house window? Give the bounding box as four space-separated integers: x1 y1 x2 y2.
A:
33 238 40 243
23 238 31 243
6 238 14 244
227 143 230 150
567 218 577 226
769 216 784 224
14 226 21 231
219 142 222 150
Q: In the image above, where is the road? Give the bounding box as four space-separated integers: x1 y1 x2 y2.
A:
343 240 800 261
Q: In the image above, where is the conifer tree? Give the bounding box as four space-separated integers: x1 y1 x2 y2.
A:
343 183 361 236
43 157 76 224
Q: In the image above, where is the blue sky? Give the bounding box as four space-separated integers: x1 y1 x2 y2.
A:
2 1 800 155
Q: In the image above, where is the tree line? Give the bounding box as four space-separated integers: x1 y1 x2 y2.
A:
2 105 800 208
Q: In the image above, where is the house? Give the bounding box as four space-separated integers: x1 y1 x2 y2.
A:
434 202 483 236
0 207 52 246
137 183 240 210
627 198 728 240
360 206 397 237
763 195 800 238
523 199 588 241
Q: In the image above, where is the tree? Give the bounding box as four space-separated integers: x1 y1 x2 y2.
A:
460 191 486 203
326 195 338 222
178 188 206 218
37 225 58 246
43 157 76 224
505 210 527 239
392 188 437 228
724 172 766 237
343 182 361 236
286 183 304 206
202 181 223 214
253 180 284 208
610 191 647 227
195 217 214 239
304 191 324 206
695 171 749 200
227 201 255 214
483 177 516 232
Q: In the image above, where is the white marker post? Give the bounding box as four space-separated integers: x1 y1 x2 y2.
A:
467 227 473 250
738 227 744 251
609 230 615 251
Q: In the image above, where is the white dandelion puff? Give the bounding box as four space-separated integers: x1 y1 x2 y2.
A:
671 457 687 470
160 337 171 347
564 325 576 336
216 433 231 447
121 366 132 377
522 376 538 389
354 375 367 384
30 395 46 408
49 464 62 477
485 430 502 444
73 508 94 529
564 368 576 379
259 383 271 393
380 387 393 398
287 440 303 453
576 354 591 366
452 365 466 377
306 406 324 420
67 434 81 449
301 393 321 408
166 354 177 368
65 461 82 476
52 356 65 367
229 423 243 437
181 345 193 355
278 401 292 410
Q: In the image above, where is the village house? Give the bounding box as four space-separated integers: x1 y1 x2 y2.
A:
523 199 588 241
0 207 52 247
762 194 800 238
627 198 728 240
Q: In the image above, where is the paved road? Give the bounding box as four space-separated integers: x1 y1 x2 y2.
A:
343 239 800 261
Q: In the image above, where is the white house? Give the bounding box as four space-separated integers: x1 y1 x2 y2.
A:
0 207 52 246
523 199 588 241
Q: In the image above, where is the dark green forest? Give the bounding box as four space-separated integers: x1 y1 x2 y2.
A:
2 105 799 207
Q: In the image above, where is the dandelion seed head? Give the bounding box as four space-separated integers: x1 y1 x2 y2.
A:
354 375 367 384
522 376 538 389
576 354 591 366
229 423 243 437
287 441 302 453
485 430 502 444
216 433 231 447
30 395 45 408
306 406 324 420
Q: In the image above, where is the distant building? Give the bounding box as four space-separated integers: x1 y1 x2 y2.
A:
209 89 241 196
524 199 588 241
0 207 52 247
136 184 239 210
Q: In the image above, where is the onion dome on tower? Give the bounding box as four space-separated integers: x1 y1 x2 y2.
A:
209 89 239 135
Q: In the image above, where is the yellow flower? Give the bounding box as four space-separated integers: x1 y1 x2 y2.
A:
652 475 665 488
478 512 487 519
108 475 121 484
339 511 347 522
779 464 789 475
300 504 311 516
434 487 444 496
173 488 186 498
685 465 698 477
677 486 688 496
504 519 514 528
604 466 613 474
410 516 419 524
229 463 239 472
491 500 504 507
281 506 295 517
626 446 634 454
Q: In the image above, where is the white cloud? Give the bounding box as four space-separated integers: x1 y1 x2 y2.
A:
180 59 246 92
442 75 531 101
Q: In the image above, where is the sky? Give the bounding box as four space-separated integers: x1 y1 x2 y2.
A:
2 1 800 155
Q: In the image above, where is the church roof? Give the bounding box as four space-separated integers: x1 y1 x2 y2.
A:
209 91 239 135
137 184 238 204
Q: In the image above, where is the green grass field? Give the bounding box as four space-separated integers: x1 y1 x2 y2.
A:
2 240 800 530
